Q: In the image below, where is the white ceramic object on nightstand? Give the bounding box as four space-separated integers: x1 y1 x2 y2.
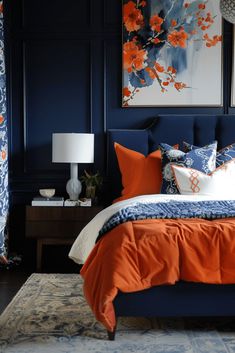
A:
39 189 55 198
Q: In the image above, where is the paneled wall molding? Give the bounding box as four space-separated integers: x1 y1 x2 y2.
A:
21 0 92 31
21 38 92 174
11 31 121 40
4 0 235 253
103 40 107 133
103 0 121 29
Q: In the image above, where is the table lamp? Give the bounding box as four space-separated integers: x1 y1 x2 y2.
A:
52 133 94 200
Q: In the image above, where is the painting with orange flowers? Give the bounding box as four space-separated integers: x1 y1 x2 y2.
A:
122 0 222 107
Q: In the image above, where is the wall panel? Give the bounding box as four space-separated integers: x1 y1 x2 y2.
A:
4 0 235 257
23 39 92 173
103 0 121 27
22 0 91 30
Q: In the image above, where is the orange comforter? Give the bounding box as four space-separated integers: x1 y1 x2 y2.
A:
80 218 235 332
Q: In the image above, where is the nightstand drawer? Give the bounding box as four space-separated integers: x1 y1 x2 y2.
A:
25 221 87 239
26 206 103 221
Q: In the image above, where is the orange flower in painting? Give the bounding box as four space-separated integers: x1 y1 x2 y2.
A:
174 82 187 91
198 3 206 10
167 66 177 74
123 87 132 97
123 41 147 72
205 13 214 24
155 62 165 72
171 19 177 27
150 14 163 32
204 33 222 47
145 67 156 79
0 2 3 14
168 29 188 48
0 115 4 124
123 1 144 32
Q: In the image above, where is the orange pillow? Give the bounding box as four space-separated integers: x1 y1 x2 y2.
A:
113 142 162 203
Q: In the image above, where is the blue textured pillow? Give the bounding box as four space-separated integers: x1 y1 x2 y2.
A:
159 142 217 194
184 141 235 167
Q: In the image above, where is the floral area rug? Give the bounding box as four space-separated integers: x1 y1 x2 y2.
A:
1 273 235 353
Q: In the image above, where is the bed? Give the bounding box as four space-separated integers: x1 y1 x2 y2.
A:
69 114 235 340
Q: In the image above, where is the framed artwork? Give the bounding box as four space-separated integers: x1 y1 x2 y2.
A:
122 0 223 107
231 26 235 107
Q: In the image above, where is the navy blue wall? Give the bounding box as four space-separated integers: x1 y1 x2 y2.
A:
4 0 235 255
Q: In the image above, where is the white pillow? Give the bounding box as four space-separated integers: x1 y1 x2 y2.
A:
171 160 235 196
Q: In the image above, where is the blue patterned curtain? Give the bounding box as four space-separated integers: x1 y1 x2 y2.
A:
0 0 8 263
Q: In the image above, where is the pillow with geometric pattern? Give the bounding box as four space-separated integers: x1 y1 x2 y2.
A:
159 141 217 194
171 160 235 196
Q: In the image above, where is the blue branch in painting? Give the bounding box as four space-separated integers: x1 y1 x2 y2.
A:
122 0 222 106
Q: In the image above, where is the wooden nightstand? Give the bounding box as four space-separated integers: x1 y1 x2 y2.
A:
25 205 103 271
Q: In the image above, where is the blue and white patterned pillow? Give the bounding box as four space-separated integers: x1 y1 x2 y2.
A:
159 142 217 194
184 141 235 167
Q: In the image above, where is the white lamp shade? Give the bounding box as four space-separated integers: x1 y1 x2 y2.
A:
52 133 94 163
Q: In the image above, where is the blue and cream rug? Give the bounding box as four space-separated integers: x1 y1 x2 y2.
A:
1 273 235 353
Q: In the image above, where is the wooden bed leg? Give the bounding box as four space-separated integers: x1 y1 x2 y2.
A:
107 327 116 341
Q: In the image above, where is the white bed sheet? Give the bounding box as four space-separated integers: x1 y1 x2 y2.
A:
68 194 235 265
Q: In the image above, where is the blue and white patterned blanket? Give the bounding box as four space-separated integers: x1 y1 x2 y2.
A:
98 200 235 240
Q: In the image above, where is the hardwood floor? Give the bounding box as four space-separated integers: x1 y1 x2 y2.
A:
0 269 31 314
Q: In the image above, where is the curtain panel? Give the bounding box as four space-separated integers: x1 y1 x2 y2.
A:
0 0 8 261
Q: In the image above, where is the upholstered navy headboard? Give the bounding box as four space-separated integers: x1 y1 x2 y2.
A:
107 115 235 203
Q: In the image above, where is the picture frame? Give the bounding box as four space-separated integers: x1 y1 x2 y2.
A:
122 0 223 107
231 25 235 107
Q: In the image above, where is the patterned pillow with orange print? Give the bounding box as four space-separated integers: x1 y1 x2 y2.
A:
159 142 217 194
171 160 235 196
113 143 163 203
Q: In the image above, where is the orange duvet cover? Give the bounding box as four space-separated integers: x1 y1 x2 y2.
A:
80 218 235 332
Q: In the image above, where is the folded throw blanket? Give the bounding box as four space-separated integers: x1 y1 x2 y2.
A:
98 200 235 239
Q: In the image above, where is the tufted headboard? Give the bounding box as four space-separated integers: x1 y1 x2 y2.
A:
106 115 235 203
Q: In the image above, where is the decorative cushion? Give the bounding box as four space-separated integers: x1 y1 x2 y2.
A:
220 0 235 25
171 160 235 196
159 142 217 194
184 141 235 167
113 143 162 203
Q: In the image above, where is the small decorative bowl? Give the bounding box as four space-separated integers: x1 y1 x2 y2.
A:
39 189 55 198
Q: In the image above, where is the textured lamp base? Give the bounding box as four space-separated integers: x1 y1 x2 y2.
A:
66 163 82 201
66 179 82 201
